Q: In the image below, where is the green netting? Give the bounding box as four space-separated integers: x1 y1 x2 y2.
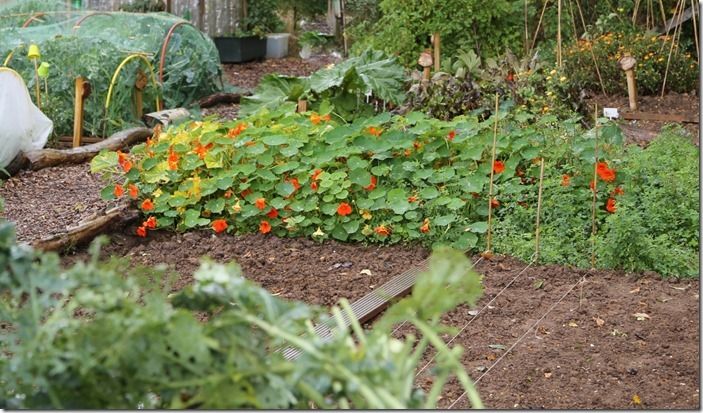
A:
0 0 223 138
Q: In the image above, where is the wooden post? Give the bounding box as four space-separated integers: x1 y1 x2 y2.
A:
432 32 440 72
534 157 545 261
165 0 172 13
134 69 147 119
73 77 90 148
198 0 205 31
619 55 638 110
297 99 307 113
484 93 500 258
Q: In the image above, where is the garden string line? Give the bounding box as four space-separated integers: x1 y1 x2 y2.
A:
414 253 537 378
390 255 485 337
446 274 587 409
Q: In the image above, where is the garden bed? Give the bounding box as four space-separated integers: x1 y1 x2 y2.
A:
60 226 699 409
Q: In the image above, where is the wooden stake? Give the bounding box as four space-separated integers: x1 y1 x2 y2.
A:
691 0 699 64
529 0 550 53
590 104 599 269
619 55 638 110
73 76 89 148
297 99 307 113
432 32 441 72
534 157 545 261
524 0 530 54
486 94 500 255
134 69 147 119
557 0 563 67
661 0 685 96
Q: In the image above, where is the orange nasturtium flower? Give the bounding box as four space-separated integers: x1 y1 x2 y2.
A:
310 181 319 191
141 199 154 211
117 151 132 173
367 126 383 137
374 225 390 237
168 149 179 171
212 219 228 233
447 130 456 141
337 202 352 216
310 112 322 125
136 226 147 238
493 160 505 174
193 142 214 160
311 169 323 181
288 177 301 191
364 175 377 191
259 220 272 234
408 195 419 203
420 218 430 233
589 180 596 192
490 198 500 208
596 162 616 182
223 189 234 199
144 216 157 229
114 184 124 198
561 174 571 187
266 208 279 219
606 198 617 213
227 122 247 138
128 184 138 199
255 198 266 210
321 113 331 122
612 186 624 196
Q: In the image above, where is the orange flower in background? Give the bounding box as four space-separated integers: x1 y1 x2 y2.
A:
310 112 322 125
364 175 377 191
240 188 253 198
420 218 430 233
413 141 422 150
128 184 138 199
212 219 228 233
141 199 154 211
408 195 418 203
288 177 301 191
367 126 383 137
255 198 266 210
121 160 133 173
596 161 616 182
136 226 147 237
589 180 596 192
561 174 571 186
493 160 505 174
374 225 390 237
259 220 271 234
606 198 617 213
145 216 157 229
117 150 128 164
266 208 279 219
447 130 456 141
490 198 500 208
321 114 331 122
311 169 323 181
193 142 214 160
311 181 319 191
227 122 247 138
223 189 233 199
337 202 352 216
612 186 624 196
152 124 161 141
168 149 179 171
114 184 124 198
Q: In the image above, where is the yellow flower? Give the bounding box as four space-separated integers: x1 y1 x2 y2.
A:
361 210 373 220
232 200 241 213
312 227 325 237
651 36 658 42
546 75 552 80
153 188 163 198
559 76 567 82
549 69 557 75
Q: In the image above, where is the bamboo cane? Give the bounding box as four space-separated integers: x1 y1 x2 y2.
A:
485 94 500 256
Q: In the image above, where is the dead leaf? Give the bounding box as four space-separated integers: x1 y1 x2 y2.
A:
485 353 496 361
488 344 506 350
480 250 494 260
533 279 544 290
544 371 553 378
629 287 640 294
568 320 578 327
468 310 479 316
633 312 651 321
593 316 605 327
670 285 690 291
498 263 510 271
537 325 550 335
359 269 372 276
632 394 642 405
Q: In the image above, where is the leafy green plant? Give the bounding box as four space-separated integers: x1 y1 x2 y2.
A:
241 49 406 119
563 30 698 95
298 31 332 48
118 0 165 12
0 219 484 408
236 0 284 37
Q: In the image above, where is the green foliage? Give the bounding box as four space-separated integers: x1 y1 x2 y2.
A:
238 0 284 37
118 0 165 12
0 0 71 28
349 0 525 67
0 220 484 408
276 0 327 19
597 127 699 277
563 30 699 95
241 49 406 119
404 72 482 121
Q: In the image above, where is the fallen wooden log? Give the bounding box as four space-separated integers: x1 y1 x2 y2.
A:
198 92 249 108
31 204 139 252
2 127 152 178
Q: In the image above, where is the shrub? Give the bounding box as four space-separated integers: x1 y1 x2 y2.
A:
563 30 699 95
0 220 484 408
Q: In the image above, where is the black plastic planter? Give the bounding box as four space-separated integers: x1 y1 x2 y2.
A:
213 36 266 63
